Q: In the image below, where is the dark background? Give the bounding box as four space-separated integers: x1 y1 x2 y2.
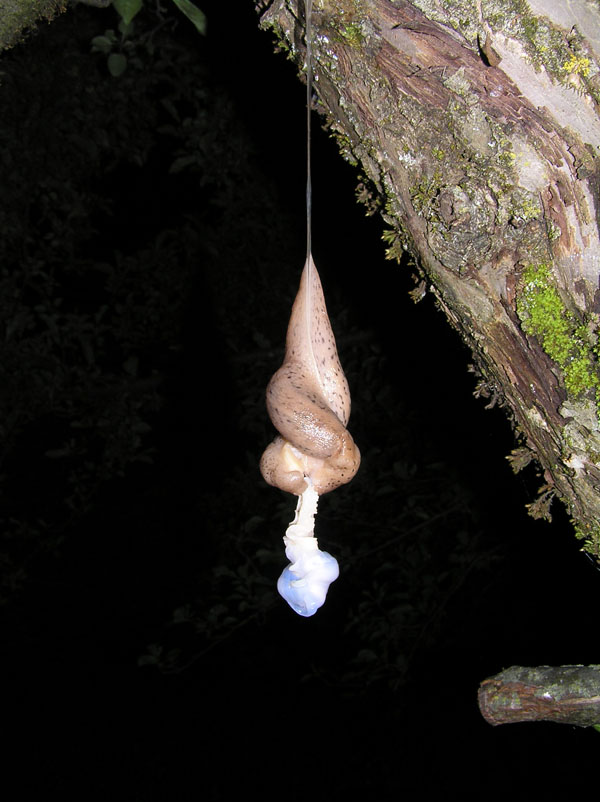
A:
0 1 598 797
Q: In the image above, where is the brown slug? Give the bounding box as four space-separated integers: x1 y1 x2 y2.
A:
260 252 360 495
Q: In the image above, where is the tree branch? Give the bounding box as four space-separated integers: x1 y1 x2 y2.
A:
478 665 600 727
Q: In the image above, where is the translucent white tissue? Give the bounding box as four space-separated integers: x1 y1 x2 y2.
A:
277 481 339 617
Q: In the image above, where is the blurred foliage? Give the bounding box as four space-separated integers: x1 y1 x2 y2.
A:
0 2 222 600
0 0 499 698
92 0 205 78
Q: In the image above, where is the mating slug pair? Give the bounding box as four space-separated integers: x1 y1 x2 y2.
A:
260 253 360 616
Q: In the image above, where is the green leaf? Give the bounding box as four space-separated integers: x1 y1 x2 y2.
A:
171 0 207 35
118 19 135 37
169 154 198 174
122 354 139 375
90 35 115 55
113 0 143 26
107 53 128 77
44 447 72 459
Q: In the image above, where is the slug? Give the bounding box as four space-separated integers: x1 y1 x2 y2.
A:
260 253 360 496
260 252 360 617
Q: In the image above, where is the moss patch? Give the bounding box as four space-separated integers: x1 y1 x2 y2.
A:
339 22 364 46
516 263 600 402
573 521 600 556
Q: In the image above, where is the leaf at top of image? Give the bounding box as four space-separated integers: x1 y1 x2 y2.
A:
114 0 143 25
171 0 207 35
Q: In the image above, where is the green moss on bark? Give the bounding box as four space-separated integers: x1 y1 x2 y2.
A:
517 263 600 401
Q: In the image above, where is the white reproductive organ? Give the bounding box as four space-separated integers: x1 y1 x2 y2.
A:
277 480 339 617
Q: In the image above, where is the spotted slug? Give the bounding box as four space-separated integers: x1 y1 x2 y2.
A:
260 252 360 496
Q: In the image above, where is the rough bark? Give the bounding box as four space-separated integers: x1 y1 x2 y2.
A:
478 664 600 727
0 0 68 52
258 0 600 560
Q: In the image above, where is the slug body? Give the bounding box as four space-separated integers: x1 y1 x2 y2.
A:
260 253 360 495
